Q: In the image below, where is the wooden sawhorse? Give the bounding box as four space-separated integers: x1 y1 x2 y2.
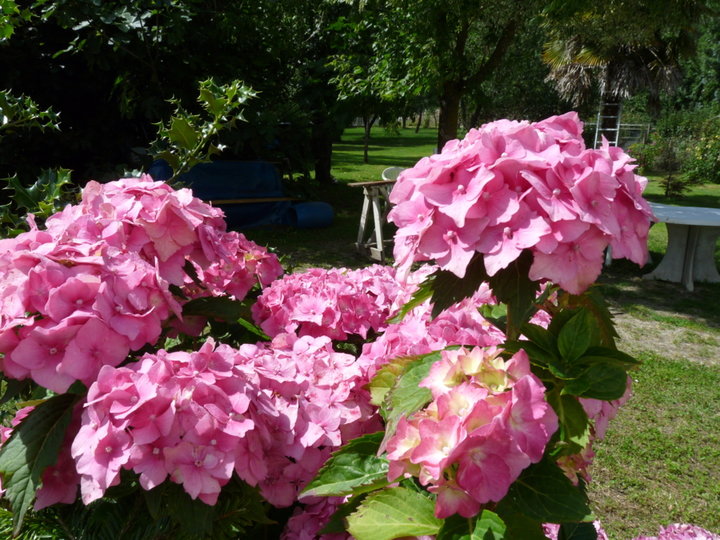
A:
349 179 396 262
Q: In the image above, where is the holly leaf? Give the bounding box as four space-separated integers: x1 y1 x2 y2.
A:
301 432 389 497
0 393 78 535
346 487 442 540
168 116 199 149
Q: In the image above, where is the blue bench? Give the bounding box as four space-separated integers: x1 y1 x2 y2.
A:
149 160 333 230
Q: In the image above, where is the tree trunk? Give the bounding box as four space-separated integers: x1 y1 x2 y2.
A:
437 81 463 152
311 117 334 185
415 110 423 133
363 114 377 164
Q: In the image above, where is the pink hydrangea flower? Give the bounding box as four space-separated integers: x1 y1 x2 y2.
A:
633 524 720 540
388 112 654 294
384 346 557 518
252 265 408 341
69 335 379 508
0 175 281 393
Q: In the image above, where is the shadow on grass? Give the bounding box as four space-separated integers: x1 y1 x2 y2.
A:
598 258 720 330
644 192 720 208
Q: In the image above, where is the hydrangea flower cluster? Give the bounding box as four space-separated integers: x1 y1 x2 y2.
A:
388 112 654 294
544 522 720 540
70 334 378 508
633 524 720 540
0 175 281 393
281 497 350 540
384 346 558 518
251 265 411 341
357 284 506 378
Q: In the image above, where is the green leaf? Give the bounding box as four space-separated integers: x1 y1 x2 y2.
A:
487 251 540 339
501 458 594 523
582 347 641 368
387 272 435 324
168 116 199 149
558 521 598 540
474 510 507 539
436 514 476 540
301 432 389 497
0 378 34 405
493 502 548 540
562 362 628 400
368 357 413 406
574 288 618 347
557 310 595 363
479 303 507 330
511 340 560 370
431 254 489 318
320 494 367 534
182 295 256 327
379 352 439 450
0 393 78 535
547 392 591 455
521 323 559 356
346 487 442 540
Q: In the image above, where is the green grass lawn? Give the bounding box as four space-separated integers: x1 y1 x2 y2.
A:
249 126 720 539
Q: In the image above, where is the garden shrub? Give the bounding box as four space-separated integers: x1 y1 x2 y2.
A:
0 110 715 540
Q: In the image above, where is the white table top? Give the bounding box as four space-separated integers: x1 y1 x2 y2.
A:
650 202 720 227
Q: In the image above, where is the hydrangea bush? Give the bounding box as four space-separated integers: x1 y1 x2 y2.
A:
0 112 716 539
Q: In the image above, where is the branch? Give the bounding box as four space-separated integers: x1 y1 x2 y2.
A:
463 18 519 90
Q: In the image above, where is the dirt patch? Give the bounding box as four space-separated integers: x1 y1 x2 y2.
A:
611 309 720 367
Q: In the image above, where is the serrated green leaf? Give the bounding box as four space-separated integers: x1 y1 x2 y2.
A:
521 323 559 355
0 393 78 535
387 273 434 324
473 509 507 539
575 288 618 347
320 494 367 534
431 254 489 318
302 432 389 497
502 459 594 523
547 392 591 455
562 362 628 400
436 514 475 540
513 340 561 370
379 352 439 450
346 487 442 540
493 504 548 540
368 358 412 406
557 310 595 363
479 303 507 330
168 116 198 149
182 296 247 322
0 378 34 405
558 521 598 540
582 347 640 368
487 251 540 340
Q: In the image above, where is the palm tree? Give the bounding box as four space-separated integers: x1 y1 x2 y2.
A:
542 1 707 147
